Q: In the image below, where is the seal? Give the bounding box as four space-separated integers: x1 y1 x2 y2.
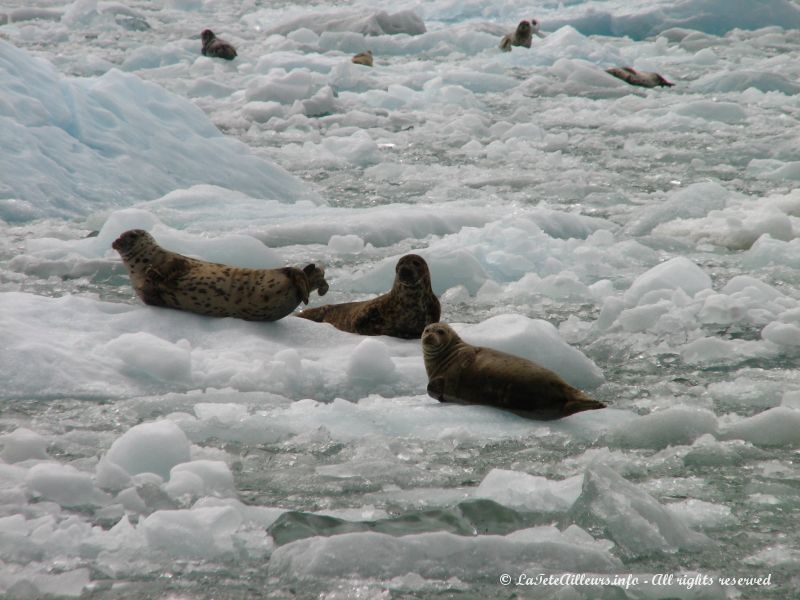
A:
606 67 674 88
352 50 373 67
112 229 328 321
421 323 606 419
201 29 237 60
296 254 440 339
499 19 543 51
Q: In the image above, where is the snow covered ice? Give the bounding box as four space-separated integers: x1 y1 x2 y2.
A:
2 0 800 598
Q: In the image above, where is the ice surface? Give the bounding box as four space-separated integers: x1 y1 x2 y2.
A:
566 464 711 558
269 525 621 583
606 406 718 449
0 429 48 463
0 41 317 221
101 420 191 480
474 469 582 513
3 0 800 597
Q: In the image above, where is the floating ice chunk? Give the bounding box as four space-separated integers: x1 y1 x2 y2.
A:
103 420 191 480
474 469 582 513
296 85 339 117
269 526 620 582
0 428 48 463
246 70 318 104
566 464 710 558
652 203 793 250
104 333 192 383
287 27 319 45
320 130 380 166
747 159 800 181
681 336 775 365
674 101 748 123
141 505 243 558
761 321 800 346
744 235 800 268
606 407 718 450
0 567 90 598
544 0 800 39
242 101 286 123
25 463 102 507
194 403 249 423
625 182 731 236
0 41 317 221
457 314 605 390
266 10 426 37
690 69 800 95
720 407 800 447
327 234 365 254
667 498 736 530
164 460 235 499
347 339 396 383
623 257 711 306
616 301 671 333
62 0 98 27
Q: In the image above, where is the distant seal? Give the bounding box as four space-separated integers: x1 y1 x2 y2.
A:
296 254 440 339
112 229 328 321
499 19 543 51
352 50 373 67
421 323 606 419
201 29 237 60
606 67 674 88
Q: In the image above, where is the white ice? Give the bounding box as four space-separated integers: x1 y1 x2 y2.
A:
2 0 800 596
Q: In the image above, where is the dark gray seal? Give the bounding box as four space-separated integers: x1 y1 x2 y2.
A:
296 254 440 339
422 323 606 419
112 229 328 321
500 19 543 51
201 29 237 60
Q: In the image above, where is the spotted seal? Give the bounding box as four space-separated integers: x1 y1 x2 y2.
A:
352 50 373 67
201 29 237 60
112 229 328 321
296 254 440 339
606 67 674 88
421 323 606 419
499 19 543 51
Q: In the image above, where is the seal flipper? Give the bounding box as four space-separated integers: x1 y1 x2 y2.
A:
303 263 329 296
427 376 446 402
282 267 310 305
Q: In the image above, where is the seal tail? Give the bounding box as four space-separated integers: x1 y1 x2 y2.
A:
563 393 606 416
564 388 606 415
295 305 329 322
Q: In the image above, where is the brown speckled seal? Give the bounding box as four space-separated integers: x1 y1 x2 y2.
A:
201 29 237 60
606 67 674 88
351 50 373 67
296 254 440 339
421 323 606 419
112 229 328 321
